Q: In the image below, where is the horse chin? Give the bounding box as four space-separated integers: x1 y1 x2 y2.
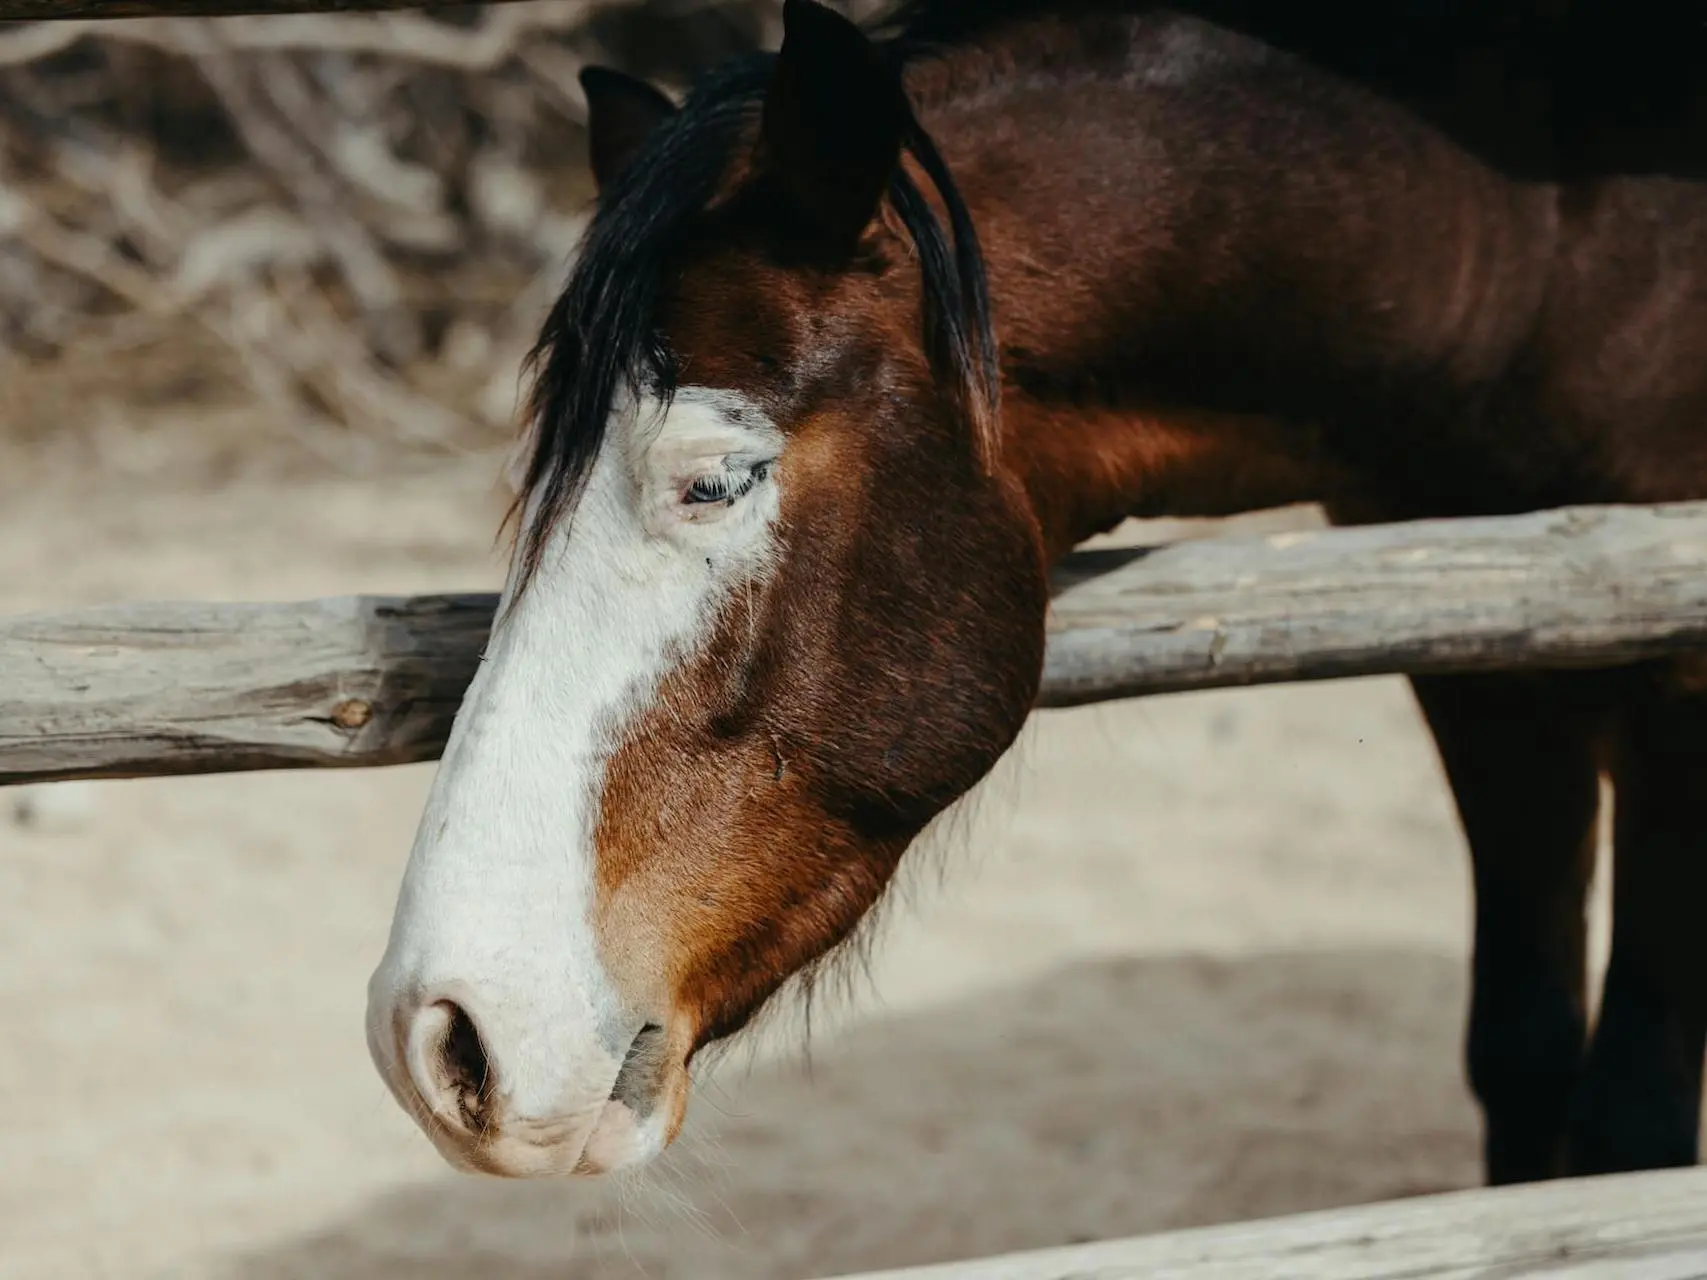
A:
416 1077 684 1179
573 1095 678 1174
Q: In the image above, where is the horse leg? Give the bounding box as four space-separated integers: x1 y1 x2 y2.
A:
1569 680 1707 1174
1412 672 1605 1186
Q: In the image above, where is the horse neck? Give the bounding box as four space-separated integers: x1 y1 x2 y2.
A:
903 13 1559 559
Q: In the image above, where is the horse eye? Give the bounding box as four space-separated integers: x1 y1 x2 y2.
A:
752 353 780 373
683 463 770 507
685 474 734 504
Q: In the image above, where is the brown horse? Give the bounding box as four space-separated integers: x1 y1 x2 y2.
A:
366 0 1707 1186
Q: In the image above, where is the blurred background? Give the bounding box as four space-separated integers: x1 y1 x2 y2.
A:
0 4 1545 1279
0 1 897 475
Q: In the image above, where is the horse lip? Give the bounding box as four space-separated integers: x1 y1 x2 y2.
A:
608 1022 668 1116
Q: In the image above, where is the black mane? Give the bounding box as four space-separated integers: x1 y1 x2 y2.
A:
516 55 769 594
514 9 997 597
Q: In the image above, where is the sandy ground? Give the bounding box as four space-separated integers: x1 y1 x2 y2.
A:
0 415 1548 1278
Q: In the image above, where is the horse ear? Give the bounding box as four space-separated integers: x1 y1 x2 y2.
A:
761 0 908 248
581 66 677 192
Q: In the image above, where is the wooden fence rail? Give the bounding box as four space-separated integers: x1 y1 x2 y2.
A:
820 1166 1707 1280
5 500 1707 785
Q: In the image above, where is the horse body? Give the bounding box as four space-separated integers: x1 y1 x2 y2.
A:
900 7 1707 1185
367 0 1707 1187
925 9 1707 535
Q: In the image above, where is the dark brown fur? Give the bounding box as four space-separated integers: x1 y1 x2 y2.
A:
553 0 1707 1184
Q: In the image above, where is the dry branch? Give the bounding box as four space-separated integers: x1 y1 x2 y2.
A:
0 1 545 19
0 0 791 459
0 7 597 67
4 501 1707 785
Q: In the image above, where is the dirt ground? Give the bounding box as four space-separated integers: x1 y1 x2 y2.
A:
1 406 1600 1279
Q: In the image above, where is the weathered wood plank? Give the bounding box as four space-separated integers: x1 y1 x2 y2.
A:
1037 500 1707 707
0 0 540 19
3 501 1706 784
0 593 492 783
816 1167 1707 1279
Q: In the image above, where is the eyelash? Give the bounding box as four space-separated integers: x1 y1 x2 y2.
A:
684 460 772 506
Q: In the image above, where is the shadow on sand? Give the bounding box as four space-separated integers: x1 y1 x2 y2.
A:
229 948 1481 1280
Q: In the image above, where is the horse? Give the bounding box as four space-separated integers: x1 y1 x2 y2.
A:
365 0 1707 1186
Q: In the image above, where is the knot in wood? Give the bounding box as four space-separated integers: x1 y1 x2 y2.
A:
331 698 374 731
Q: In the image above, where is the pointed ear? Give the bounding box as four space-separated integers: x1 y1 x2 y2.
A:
761 0 909 248
580 66 678 192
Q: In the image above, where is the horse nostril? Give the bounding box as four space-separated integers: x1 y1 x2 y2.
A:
410 999 493 1132
442 1002 491 1115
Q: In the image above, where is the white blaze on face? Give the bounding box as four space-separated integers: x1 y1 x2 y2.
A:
367 386 783 1175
